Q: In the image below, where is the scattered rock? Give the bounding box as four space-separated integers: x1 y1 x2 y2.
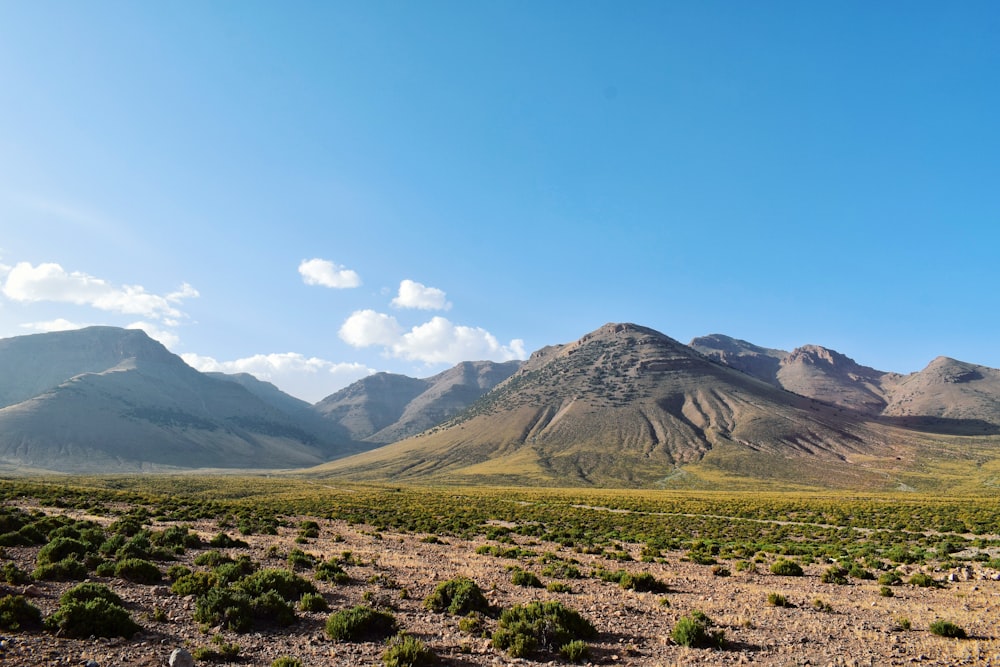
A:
168 647 193 667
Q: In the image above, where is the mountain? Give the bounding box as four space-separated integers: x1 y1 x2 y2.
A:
689 334 786 385
314 360 522 444
0 327 359 472
881 357 1000 433
692 334 997 431
311 323 902 488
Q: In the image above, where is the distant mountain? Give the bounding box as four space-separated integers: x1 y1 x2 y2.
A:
314 360 522 444
311 323 899 487
0 327 359 472
692 334 997 431
881 357 1000 433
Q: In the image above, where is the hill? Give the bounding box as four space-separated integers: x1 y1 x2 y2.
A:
314 360 521 443
0 327 359 472
310 323 909 488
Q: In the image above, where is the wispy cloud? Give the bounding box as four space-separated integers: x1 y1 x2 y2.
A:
19 318 91 333
298 258 362 289
1 261 197 323
339 310 525 365
182 351 374 403
391 279 452 311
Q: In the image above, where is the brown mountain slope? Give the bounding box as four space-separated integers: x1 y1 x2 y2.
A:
777 345 893 416
313 361 521 444
311 323 902 488
881 357 1000 434
689 334 786 385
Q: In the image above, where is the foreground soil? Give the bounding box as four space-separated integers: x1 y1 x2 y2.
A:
2 502 998 667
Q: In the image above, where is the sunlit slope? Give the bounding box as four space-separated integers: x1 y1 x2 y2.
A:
310 323 909 488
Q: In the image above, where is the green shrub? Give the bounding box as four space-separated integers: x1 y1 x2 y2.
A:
458 612 486 636
271 658 303 667
671 610 724 648
511 568 543 588
929 619 967 638
287 548 316 570
547 581 572 593
167 564 192 581
620 571 668 593
115 531 152 560
559 639 590 663
848 563 874 580
251 589 296 626
424 577 491 616
879 585 894 597
32 556 88 581
37 537 89 565
194 550 232 567
820 566 849 585
0 561 30 584
908 572 939 588
214 557 258 585
115 558 162 584
382 634 436 667
315 559 349 584
492 600 596 659
299 592 328 612
152 525 201 550
766 592 791 607
193 635 241 662
770 559 803 576
878 570 903 586
60 582 125 608
326 605 398 641
193 587 253 632
209 532 249 548
46 597 141 638
812 597 833 612
237 568 317 603
172 571 218 597
0 594 42 630
95 560 116 577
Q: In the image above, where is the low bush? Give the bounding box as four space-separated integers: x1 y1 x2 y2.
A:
193 635 241 662
820 566 849 585
237 568 317 603
0 594 42 630
511 568 543 588
492 600 596 659
382 634 436 667
671 610 724 649
559 639 590 663
929 619 966 638
0 562 31 584
46 597 141 638
194 550 232 567
172 571 218 597
315 559 349 584
766 592 791 607
32 556 88 581
326 605 398 641
115 558 162 584
620 571 668 593
770 559 803 577
60 582 125 608
37 537 89 566
298 592 328 612
214 557 258 586
209 532 249 548
908 572 939 588
424 577 491 616
547 581 572 593
878 570 903 586
271 658 303 667
193 587 253 632
251 589 296 626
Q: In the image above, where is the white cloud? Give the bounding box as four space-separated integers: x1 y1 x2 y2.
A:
394 317 526 363
182 351 374 403
339 310 526 365
19 318 90 333
391 279 451 311
339 309 403 348
1 262 197 322
298 258 361 289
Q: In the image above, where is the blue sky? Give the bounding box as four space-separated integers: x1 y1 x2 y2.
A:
1 2 998 402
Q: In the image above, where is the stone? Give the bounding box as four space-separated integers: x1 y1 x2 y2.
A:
168 648 194 667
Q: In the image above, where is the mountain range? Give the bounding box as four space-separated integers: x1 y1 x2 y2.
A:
1 324 998 490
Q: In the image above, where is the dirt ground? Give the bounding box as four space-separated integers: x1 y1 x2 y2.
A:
1 504 998 667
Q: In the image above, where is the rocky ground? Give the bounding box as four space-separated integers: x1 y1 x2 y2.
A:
1 502 998 667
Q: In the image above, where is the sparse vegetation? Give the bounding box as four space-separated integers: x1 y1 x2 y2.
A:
492 600 596 659
424 577 491 616
671 610 724 648
326 605 398 641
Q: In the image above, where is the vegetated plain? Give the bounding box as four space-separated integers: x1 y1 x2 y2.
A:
0 476 998 666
